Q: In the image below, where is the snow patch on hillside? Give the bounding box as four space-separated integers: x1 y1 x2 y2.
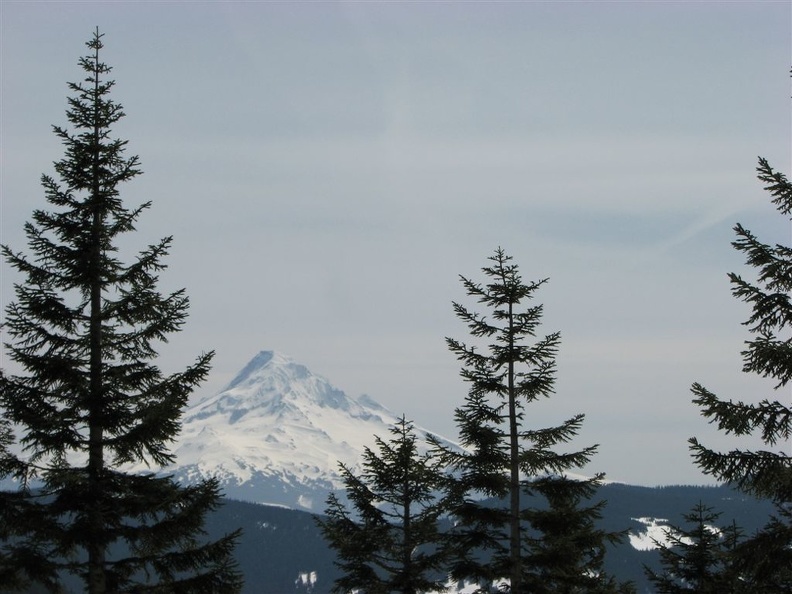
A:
295 571 317 588
630 517 692 551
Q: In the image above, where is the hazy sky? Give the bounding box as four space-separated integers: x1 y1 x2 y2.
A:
2 1 790 486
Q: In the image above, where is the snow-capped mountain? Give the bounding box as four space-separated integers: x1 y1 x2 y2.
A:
162 350 457 510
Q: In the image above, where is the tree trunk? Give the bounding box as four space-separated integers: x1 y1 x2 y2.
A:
87 41 106 593
508 301 521 593
87 222 106 593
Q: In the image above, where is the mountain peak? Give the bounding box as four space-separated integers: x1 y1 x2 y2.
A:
186 350 372 427
162 350 460 509
224 350 296 391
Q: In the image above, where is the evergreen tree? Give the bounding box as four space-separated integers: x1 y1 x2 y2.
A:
432 248 617 593
317 416 453 594
522 475 634 594
0 416 31 591
0 30 242 593
688 157 792 592
645 501 748 593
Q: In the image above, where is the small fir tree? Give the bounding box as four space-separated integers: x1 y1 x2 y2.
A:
522 475 634 594
317 416 453 594
644 501 748 594
688 157 792 591
432 248 619 593
0 30 241 593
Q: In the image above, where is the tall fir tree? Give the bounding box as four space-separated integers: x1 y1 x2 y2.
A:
644 501 748 594
0 30 242 593
688 157 792 592
317 416 454 594
432 248 619 593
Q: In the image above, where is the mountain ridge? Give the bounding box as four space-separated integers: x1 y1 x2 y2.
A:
207 483 778 593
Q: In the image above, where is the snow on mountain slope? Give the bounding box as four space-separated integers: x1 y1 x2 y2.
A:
629 517 677 551
162 350 457 510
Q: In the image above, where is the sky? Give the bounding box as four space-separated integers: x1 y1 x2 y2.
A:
1 1 790 487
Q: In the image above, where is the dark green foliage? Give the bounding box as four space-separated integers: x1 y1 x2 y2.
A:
433 249 628 593
12 484 768 593
0 417 34 591
231 483 777 593
317 416 453 594
644 501 755 594
727 502 792 592
688 157 792 592
0 30 241 593
522 475 635 594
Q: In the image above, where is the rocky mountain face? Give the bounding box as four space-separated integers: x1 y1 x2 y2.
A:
162 350 456 510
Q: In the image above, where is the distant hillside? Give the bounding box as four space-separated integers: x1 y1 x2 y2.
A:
206 483 774 594
1 482 775 593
